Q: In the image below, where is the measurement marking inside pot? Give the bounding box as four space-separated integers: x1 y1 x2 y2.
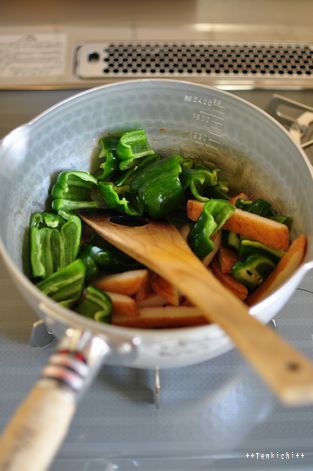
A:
199 110 224 124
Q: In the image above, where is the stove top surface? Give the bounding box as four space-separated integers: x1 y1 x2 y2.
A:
1 88 313 470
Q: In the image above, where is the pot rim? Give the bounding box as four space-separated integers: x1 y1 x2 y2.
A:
0 79 312 341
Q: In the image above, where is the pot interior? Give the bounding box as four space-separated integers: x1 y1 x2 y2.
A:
1 80 312 273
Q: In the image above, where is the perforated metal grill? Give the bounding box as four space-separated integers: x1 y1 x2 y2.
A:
77 42 313 80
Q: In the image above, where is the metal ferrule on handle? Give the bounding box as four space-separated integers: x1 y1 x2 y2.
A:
0 329 110 471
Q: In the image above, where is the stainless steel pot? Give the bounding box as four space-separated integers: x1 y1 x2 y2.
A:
0 80 312 470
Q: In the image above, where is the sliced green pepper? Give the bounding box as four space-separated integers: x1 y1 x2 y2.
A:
232 255 275 290
188 199 235 258
30 212 81 279
80 241 141 283
114 154 160 187
116 130 155 170
235 198 273 217
239 238 285 262
37 259 86 306
222 230 240 251
51 171 100 213
75 286 112 323
98 182 143 216
130 155 185 218
206 179 230 199
97 137 119 181
79 245 100 282
180 166 219 201
270 214 293 229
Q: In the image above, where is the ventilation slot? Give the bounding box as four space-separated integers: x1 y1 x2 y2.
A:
76 42 313 84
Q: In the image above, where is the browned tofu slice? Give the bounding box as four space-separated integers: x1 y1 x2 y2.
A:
202 231 222 267
94 269 149 296
112 306 209 328
138 294 168 308
150 273 180 306
187 199 290 250
106 291 139 317
211 259 249 301
218 246 238 274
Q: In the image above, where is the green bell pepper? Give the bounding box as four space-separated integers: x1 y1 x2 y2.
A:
98 182 143 216
180 166 219 201
30 212 81 279
116 130 155 170
206 180 230 200
270 214 293 229
76 286 112 323
80 241 141 282
232 255 275 290
51 171 100 213
37 258 86 306
114 154 160 187
239 238 285 262
235 198 273 217
97 137 119 181
222 230 240 251
130 155 185 218
188 199 235 258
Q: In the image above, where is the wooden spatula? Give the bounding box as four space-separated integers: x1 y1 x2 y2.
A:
81 212 313 405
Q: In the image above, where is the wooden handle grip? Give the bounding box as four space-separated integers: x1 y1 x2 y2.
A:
0 381 76 471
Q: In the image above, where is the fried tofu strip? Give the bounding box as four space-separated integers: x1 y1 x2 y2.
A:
218 246 238 274
187 199 289 250
246 234 307 306
138 294 168 308
187 199 204 221
135 271 151 302
150 273 180 306
211 259 249 301
202 231 222 267
94 269 149 297
112 306 209 328
223 208 289 250
106 291 139 317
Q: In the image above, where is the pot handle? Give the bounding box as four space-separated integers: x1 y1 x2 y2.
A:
0 328 110 471
265 95 313 161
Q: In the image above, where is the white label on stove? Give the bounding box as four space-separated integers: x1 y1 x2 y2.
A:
0 33 67 78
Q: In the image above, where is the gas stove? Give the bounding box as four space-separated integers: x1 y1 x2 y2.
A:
1 7 313 467
0 88 313 471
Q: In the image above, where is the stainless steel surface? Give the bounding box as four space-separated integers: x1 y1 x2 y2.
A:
1 263 313 470
76 41 313 89
153 368 161 409
0 0 313 90
266 95 313 161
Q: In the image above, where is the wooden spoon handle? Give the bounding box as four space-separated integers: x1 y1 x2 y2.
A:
160 253 313 406
81 214 313 405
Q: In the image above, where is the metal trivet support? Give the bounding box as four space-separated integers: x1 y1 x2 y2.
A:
153 367 161 409
30 320 56 348
266 95 313 162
